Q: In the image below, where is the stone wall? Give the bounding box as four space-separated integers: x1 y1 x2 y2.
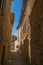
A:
0 0 12 65
0 14 12 65
30 0 43 65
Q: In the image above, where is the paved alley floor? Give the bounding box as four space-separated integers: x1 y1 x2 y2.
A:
7 52 29 65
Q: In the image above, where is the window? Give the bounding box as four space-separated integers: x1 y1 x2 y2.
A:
20 28 23 39
0 0 2 9
23 24 26 33
0 0 6 16
23 22 26 34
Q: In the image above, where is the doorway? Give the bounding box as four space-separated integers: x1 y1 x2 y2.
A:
1 45 5 65
23 37 29 61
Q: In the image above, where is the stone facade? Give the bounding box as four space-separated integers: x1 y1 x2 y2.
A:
30 0 43 65
0 0 14 65
11 35 17 51
17 0 32 64
17 0 43 65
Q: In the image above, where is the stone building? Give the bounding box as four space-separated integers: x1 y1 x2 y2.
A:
11 35 17 51
30 0 43 65
0 0 14 65
17 0 32 64
17 0 27 45
17 0 43 65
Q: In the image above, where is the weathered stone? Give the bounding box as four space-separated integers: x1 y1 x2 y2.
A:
0 0 14 65
30 0 43 65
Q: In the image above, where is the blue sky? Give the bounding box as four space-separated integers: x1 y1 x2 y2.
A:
11 0 22 36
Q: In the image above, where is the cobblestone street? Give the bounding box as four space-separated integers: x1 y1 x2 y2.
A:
7 52 29 65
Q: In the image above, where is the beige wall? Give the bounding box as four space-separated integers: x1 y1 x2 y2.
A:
17 27 21 45
17 0 36 64
17 1 31 63
0 0 12 65
11 42 15 50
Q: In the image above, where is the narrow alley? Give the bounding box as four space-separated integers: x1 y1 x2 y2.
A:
7 52 29 65
0 0 43 65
